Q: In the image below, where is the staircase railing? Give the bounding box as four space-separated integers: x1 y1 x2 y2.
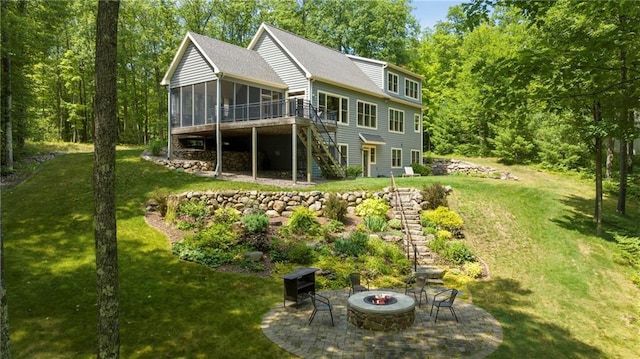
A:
308 104 347 167
390 173 419 272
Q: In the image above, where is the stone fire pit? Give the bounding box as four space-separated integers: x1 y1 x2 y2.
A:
347 291 415 331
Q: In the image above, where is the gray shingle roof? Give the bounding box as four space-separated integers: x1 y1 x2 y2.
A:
188 32 285 86
260 24 385 97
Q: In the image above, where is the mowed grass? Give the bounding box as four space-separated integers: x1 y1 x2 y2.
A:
3 148 640 358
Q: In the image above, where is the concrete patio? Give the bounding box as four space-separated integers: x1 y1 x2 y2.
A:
261 288 503 358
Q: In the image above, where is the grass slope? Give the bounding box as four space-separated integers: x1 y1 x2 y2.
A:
3 148 639 358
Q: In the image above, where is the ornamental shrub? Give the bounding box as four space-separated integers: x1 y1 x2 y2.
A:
335 231 369 257
355 198 390 219
242 213 269 233
421 182 449 210
184 222 238 250
387 218 402 230
324 193 348 222
287 206 320 235
411 163 432 176
421 206 463 234
213 207 241 224
463 261 483 279
326 219 345 233
443 241 476 265
269 238 315 264
364 215 387 232
172 241 233 268
436 230 453 241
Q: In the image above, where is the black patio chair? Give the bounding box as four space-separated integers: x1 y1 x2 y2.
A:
348 273 369 297
405 275 428 307
309 292 334 326
430 288 459 322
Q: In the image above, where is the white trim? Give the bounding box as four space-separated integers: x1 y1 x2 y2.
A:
388 107 405 134
363 144 377 164
387 71 399 94
356 100 378 129
317 90 349 125
414 113 421 133
411 150 421 164
346 54 425 80
391 148 402 168
249 24 313 79
405 78 420 100
337 143 348 166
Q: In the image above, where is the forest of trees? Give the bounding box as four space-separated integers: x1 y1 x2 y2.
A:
2 1 638 202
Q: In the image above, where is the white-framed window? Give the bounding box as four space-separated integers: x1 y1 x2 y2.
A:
387 72 399 94
318 91 348 124
337 143 348 166
389 108 404 133
411 150 421 164
357 100 377 128
405 78 419 99
414 113 421 133
391 148 402 168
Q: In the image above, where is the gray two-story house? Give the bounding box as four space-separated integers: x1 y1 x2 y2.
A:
161 23 423 183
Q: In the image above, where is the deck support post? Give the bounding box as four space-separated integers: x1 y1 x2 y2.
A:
306 126 312 183
252 126 257 180
292 122 297 184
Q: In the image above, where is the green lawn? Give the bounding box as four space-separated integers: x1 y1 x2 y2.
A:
3 148 639 358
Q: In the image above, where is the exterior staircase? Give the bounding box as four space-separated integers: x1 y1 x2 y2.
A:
390 187 435 271
296 107 346 179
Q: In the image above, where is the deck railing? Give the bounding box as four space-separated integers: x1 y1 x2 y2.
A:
171 98 338 128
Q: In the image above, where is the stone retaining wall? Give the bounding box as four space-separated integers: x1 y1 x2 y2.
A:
149 151 265 173
167 187 426 217
430 158 518 180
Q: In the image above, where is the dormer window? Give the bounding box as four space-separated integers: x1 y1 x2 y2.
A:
387 72 399 94
405 78 419 100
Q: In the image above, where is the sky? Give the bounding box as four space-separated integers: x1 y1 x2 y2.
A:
411 0 465 30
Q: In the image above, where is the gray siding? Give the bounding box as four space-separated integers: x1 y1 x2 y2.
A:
383 68 422 106
253 34 307 92
312 81 422 178
350 58 384 89
170 44 216 88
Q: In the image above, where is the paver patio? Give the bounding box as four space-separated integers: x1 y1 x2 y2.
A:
261 288 503 359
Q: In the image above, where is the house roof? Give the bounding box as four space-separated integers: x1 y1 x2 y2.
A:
346 54 425 81
359 133 386 145
161 32 286 88
249 24 386 98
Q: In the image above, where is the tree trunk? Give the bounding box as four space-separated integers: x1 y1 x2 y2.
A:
593 102 603 236
1 0 14 173
0 212 10 358
605 137 614 179
628 139 635 174
94 1 120 358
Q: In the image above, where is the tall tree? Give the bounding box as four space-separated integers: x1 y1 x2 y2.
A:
94 0 120 357
0 208 9 358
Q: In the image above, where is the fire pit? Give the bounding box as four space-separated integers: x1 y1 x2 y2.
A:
347 291 415 331
363 293 398 305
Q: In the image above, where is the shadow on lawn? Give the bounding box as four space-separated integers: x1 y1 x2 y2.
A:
551 194 639 242
470 277 603 358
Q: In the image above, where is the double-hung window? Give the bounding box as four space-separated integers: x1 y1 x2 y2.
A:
389 108 404 133
405 78 419 99
414 113 421 132
337 143 348 166
357 101 377 128
391 148 402 168
387 72 399 94
411 150 421 164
